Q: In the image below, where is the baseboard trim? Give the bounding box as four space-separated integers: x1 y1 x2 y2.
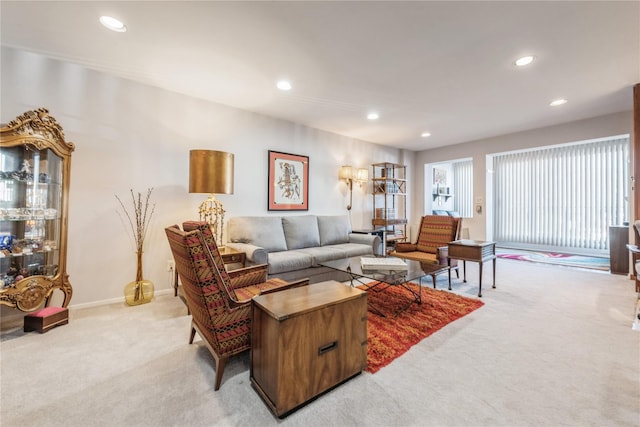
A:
1 289 176 328
69 288 174 311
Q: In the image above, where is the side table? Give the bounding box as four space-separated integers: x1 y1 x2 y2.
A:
251 280 367 418
173 246 246 296
447 239 496 297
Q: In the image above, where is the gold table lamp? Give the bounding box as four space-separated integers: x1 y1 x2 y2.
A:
189 150 234 244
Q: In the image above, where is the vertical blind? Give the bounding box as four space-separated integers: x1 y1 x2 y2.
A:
453 159 473 218
493 136 629 253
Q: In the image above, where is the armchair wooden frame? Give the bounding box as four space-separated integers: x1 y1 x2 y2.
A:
391 215 462 288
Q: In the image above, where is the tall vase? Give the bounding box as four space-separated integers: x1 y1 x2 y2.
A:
124 250 154 306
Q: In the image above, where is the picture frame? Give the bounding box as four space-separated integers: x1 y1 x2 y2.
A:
433 167 447 185
268 150 309 211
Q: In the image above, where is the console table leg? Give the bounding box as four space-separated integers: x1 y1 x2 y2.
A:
462 260 467 282
492 257 496 289
478 261 483 298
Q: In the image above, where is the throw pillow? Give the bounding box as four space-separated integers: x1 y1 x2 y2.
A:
317 215 351 246
282 215 320 250
227 216 287 252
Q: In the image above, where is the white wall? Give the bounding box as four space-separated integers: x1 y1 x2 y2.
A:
1 47 402 309
413 110 634 241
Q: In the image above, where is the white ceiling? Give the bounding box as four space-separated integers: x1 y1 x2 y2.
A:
1 1 639 151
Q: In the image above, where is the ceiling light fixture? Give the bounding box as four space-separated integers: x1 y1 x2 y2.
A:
276 80 292 91
99 16 127 32
367 112 379 121
515 55 535 67
421 132 431 138
550 98 568 107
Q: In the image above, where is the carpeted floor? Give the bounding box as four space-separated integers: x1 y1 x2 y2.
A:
496 248 610 271
361 282 484 373
1 259 638 426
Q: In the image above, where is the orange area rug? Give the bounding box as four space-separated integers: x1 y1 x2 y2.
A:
362 282 484 373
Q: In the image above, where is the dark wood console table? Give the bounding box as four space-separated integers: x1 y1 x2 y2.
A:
609 225 629 274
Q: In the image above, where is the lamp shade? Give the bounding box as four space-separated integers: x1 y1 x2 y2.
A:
339 165 353 180
189 150 234 194
356 168 369 182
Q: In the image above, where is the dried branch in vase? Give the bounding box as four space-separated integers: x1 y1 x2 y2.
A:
116 188 156 255
116 188 156 305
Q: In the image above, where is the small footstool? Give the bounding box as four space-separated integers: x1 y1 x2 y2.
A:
24 306 69 333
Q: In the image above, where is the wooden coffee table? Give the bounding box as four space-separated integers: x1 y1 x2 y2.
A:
447 239 496 297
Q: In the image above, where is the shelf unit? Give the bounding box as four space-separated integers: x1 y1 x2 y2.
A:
432 193 454 202
0 109 74 312
371 162 407 251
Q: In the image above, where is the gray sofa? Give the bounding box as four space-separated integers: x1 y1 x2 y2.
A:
226 215 380 283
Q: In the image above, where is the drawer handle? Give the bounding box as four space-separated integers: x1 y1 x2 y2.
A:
318 341 338 355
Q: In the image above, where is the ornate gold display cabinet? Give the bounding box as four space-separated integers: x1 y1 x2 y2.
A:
0 108 74 312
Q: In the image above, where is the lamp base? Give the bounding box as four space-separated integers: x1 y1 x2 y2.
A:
198 195 225 244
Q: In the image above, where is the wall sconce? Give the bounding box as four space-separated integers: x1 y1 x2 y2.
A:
356 168 369 186
189 149 234 244
339 165 368 210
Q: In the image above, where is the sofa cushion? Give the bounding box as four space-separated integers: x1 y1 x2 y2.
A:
391 250 439 264
327 242 374 258
416 215 457 254
282 215 320 249
296 246 347 265
228 216 287 253
317 215 351 246
267 250 313 274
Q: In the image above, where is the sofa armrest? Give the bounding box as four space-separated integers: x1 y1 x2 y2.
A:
225 242 268 265
348 233 381 250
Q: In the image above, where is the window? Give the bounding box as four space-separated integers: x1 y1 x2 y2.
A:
492 135 629 254
453 159 473 218
425 159 473 218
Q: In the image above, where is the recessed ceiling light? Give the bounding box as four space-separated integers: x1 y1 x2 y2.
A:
515 55 535 67
367 112 379 121
100 16 126 32
550 98 568 107
276 80 292 91
421 132 431 138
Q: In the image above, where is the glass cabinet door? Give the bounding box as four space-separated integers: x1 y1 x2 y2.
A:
1 147 63 284
0 109 74 312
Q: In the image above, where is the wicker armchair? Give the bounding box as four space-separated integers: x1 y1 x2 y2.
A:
390 215 462 288
165 222 308 390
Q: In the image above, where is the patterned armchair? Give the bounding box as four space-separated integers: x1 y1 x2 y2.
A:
390 215 462 287
165 221 308 390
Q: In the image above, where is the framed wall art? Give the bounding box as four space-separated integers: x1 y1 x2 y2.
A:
268 150 309 211
433 167 447 186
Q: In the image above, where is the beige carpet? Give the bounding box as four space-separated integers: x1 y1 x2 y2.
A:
1 259 639 427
